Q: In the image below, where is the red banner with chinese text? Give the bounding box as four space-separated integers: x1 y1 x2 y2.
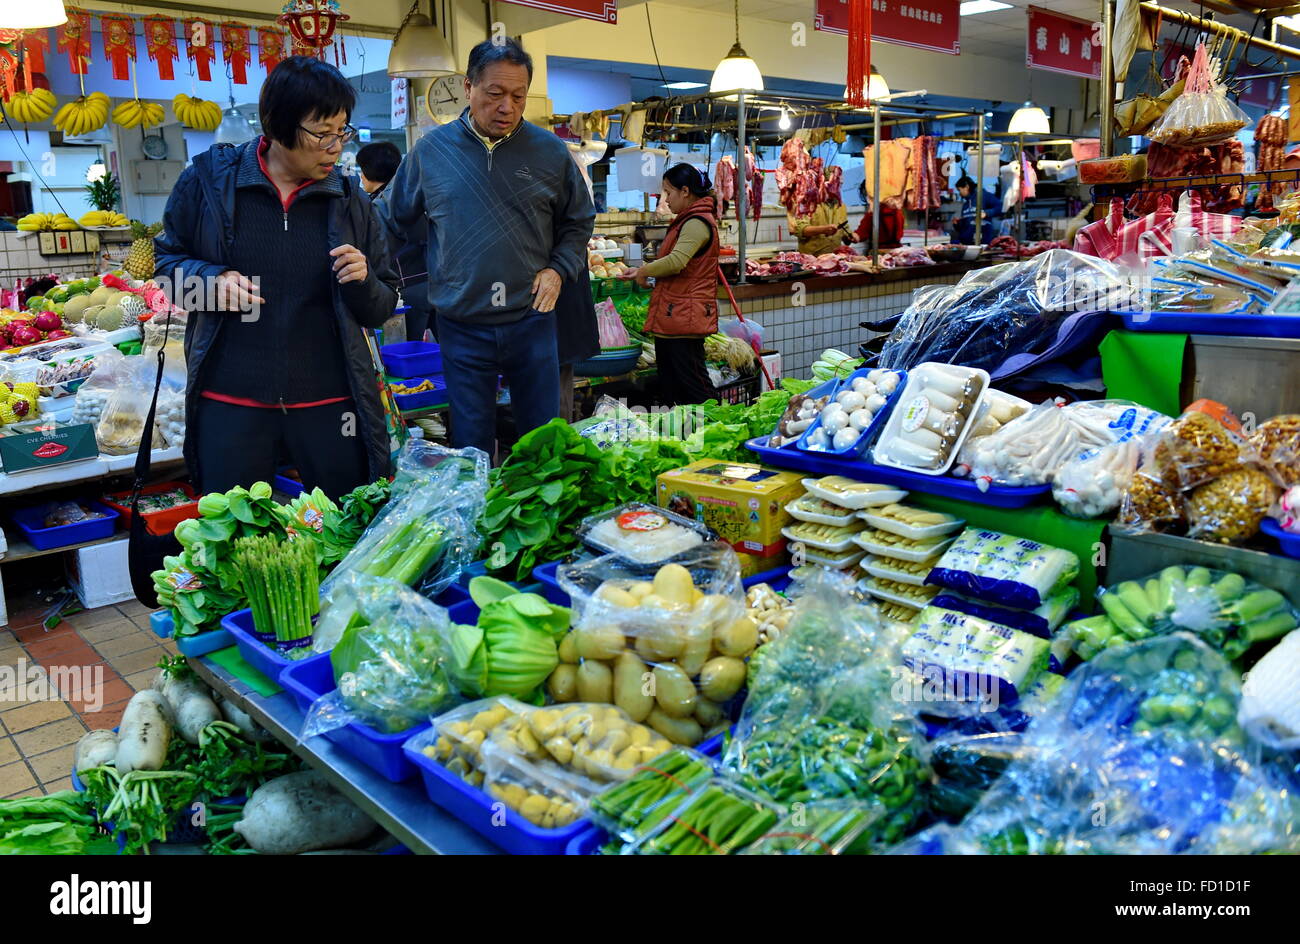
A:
57 7 92 75
1026 6 1101 79
815 0 959 56
221 22 251 84
496 0 615 24
100 14 137 82
184 17 216 82
143 16 177 81
258 26 287 74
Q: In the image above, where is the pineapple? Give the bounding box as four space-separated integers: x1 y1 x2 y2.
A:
124 221 163 280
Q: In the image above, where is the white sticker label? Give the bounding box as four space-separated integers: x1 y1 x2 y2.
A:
900 395 931 434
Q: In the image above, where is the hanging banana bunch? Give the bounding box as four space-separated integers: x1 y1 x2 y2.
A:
112 98 165 130
6 89 58 125
53 91 110 137
172 93 222 132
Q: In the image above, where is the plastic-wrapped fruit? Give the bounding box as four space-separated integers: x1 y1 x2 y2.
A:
1186 467 1279 544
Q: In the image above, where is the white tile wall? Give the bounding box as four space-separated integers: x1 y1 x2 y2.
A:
0 233 100 284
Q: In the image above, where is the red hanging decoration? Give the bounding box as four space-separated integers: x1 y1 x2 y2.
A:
100 14 137 82
56 7 93 76
143 16 178 82
184 17 217 82
845 0 872 107
0 44 18 103
278 1 348 62
21 30 48 76
221 22 252 84
257 26 287 74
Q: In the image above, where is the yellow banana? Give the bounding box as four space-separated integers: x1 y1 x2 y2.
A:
113 99 142 128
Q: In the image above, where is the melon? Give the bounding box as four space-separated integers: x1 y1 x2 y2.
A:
63 295 92 323
87 286 113 307
96 305 125 331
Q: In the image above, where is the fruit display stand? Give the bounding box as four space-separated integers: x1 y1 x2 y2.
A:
187 652 502 855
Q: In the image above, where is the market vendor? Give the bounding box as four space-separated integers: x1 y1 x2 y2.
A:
853 187 904 251
618 163 719 406
788 193 851 256
951 175 999 245
379 37 594 459
155 56 399 498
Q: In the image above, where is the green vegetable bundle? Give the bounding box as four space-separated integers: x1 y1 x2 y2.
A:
589 747 713 845
318 479 393 564
1068 565 1299 664
446 577 571 702
739 800 883 855
638 782 778 855
232 534 320 658
270 487 339 565
0 792 103 855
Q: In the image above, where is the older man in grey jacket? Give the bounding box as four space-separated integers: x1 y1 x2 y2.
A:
380 37 594 458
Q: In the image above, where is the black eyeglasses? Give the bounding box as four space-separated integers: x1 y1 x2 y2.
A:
298 124 358 150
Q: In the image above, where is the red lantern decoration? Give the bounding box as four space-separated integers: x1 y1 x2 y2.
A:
56 6 93 76
183 17 217 82
143 16 178 81
100 14 137 83
845 0 872 107
278 1 348 61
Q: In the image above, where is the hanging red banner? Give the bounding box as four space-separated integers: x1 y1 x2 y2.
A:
21 30 48 76
100 14 137 82
257 26 287 74
221 22 252 84
496 0 615 24
815 0 959 56
57 6 92 75
1026 6 1101 79
184 17 217 82
143 16 177 81
0 45 17 102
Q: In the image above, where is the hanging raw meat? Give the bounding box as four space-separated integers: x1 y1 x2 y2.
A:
1131 140 1244 214
777 138 811 213
744 147 763 221
1257 115 1288 196
714 156 737 202
802 156 826 215
824 164 843 203
905 135 942 211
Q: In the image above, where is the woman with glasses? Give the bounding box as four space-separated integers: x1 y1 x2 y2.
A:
155 56 400 498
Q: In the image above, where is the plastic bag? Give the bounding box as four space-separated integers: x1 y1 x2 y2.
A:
722 572 926 846
95 355 165 455
629 778 780 855
1053 437 1142 518
1150 407 1247 492
574 501 712 564
574 394 655 448
930 585 1078 639
1185 466 1279 544
553 546 748 746
889 636 1300 855
738 799 885 855
877 250 1128 378
588 746 714 843
1238 629 1300 750
926 527 1080 610
1116 466 1186 533
594 298 629 349
141 309 188 392
300 574 463 738
313 440 489 651
1077 565 1299 663
1250 414 1300 488
1148 43 1249 147
720 316 763 351
69 347 127 431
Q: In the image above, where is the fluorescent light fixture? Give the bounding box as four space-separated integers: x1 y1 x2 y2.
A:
663 81 708 90
960 0 1012 14
1009 102 1050 134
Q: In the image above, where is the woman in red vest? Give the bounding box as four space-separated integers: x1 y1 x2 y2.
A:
620 163 720 406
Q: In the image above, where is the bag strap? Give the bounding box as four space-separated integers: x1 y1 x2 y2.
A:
130 310 172 508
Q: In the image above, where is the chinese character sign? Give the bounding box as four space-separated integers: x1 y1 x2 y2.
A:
1026 5 1100 79
815 0 960 55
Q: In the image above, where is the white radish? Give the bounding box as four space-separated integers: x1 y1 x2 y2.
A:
215 694 274 743
115 690 172 774
158 673 222 744
233 771 376 855
74 729 119 773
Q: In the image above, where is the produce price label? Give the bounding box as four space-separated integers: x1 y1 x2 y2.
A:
814 0 960 56
1026 6 1101 79
496 0 616 24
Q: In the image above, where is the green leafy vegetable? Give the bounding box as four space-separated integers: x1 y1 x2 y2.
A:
447 577 572 701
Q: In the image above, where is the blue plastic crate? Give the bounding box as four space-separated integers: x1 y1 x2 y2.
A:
148 609 174 639
279 653 426 783
401 730 590 855
795 368 906 458
221 609 313 684
391 375 448 410
381 341 442 378
175 627 234 657
273 474 305 498
11 500 119 551
1261 518 1300 559
567 826 606 855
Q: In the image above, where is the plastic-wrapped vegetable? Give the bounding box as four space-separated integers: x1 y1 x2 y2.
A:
1151 408 1246 492
552 546 749 746
1068 565 1299 663
930 585 1078 639
313 441 489 652
631 779 779 855
589 746 714 844
1185 467 1279 544
891 635 1300 855
740 800 885 855
1238 630 1300 750
926 527 1080 610
300 575 463 736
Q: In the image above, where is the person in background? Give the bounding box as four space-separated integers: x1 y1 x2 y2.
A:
555 276 599 422
155 56 399 497
379 38 594 459
951 175 999 244
788 189 850 256
618 163 719 407
853 185 904 251
356 141 401 198
361 141 434 341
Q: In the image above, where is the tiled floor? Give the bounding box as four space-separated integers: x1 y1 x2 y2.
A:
0 601 178 799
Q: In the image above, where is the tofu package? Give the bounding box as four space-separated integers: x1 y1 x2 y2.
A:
926 527 1080 611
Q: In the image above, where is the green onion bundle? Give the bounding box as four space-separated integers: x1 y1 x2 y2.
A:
233 535 320 658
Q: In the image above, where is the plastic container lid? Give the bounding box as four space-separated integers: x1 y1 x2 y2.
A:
861 577 941 610
801 476 908 510
781 521 865 553
574 502 715 564
799 547 865 569
784 495 862 526
857 505 966 541
853 528 957 563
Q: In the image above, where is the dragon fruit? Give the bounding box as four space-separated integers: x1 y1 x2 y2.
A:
45 329 72 341
10 323 42 346
33 311 62 333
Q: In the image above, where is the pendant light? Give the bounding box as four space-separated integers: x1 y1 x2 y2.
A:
388 0 457 78
710 0 763 93
867 66 889 101
0 0 66 29
1008 101 1050 134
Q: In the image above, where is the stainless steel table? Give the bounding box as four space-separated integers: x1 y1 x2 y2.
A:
189 655 502 856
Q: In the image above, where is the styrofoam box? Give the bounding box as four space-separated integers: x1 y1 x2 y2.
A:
65 536 135 609
760 352 782 391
